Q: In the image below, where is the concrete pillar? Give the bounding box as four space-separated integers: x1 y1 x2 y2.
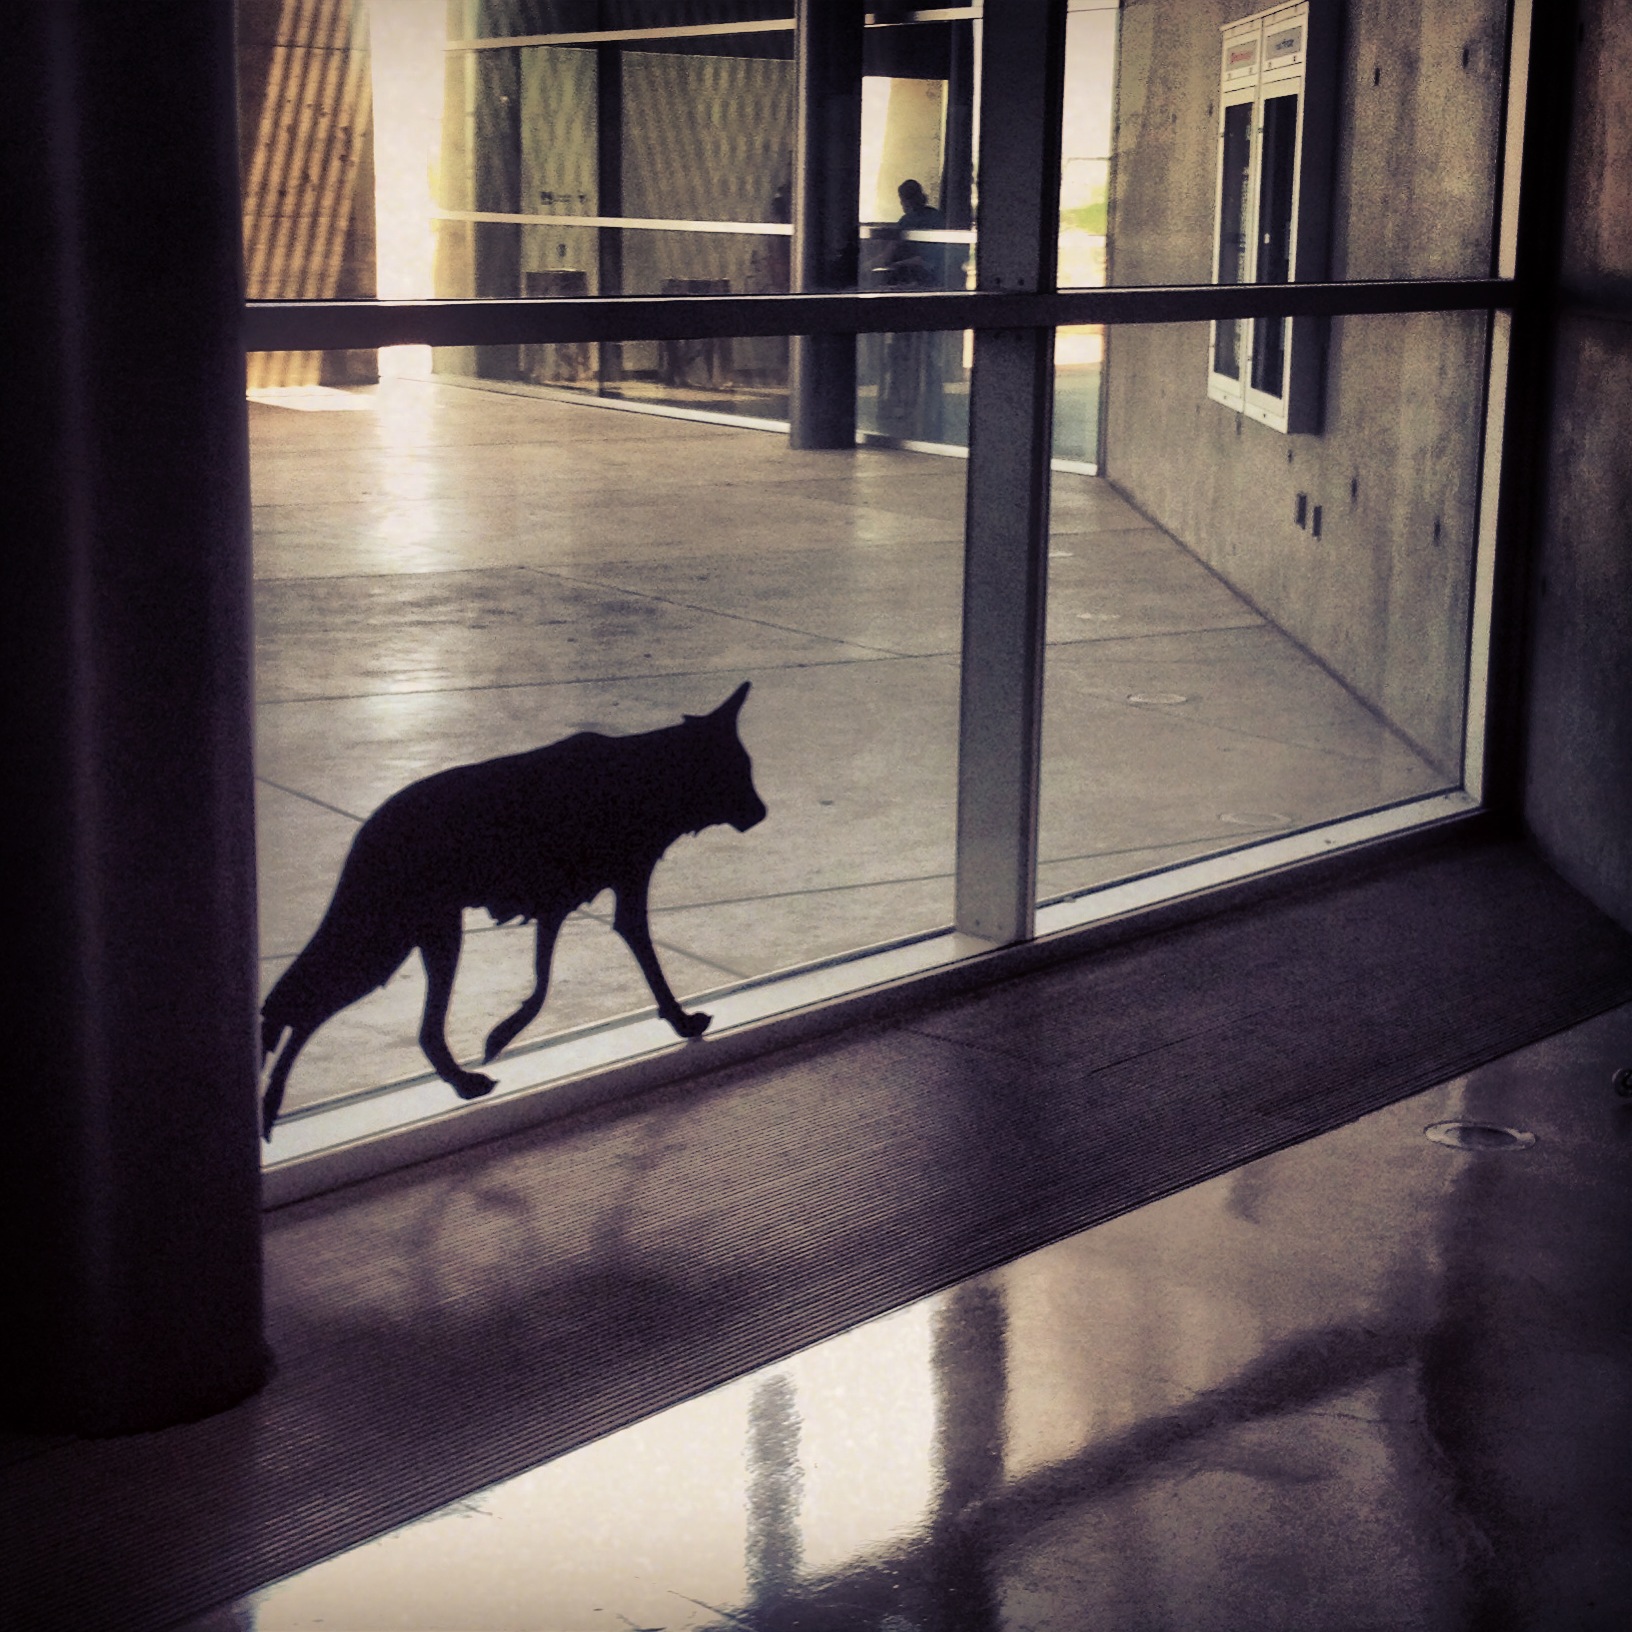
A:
237 0 378 387
597 43 625 382
1 4 269 1434
942 20 977 236
789 0 863 448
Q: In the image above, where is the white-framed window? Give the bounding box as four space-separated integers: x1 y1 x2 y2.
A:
1207 0 1336 433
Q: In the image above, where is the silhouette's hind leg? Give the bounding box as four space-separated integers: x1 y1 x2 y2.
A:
483 903 571 1063
613 873 711 1039
262 1023 316 1141
417 915 498 1100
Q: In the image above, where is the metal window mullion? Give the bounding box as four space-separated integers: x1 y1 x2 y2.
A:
789 0 863 448
955 324 1057 942
1463 306 1511 801
1476 0 1572 820
953 0 1067 946
1462 0 1537 802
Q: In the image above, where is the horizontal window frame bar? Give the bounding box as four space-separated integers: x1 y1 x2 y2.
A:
448 8 979 51
453 20 792 50
245 277 1513 352
438 208 792 235
434 210 979 242
859 225 977 242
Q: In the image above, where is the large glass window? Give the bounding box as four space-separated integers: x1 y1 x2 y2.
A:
1042 311 1488 907
241 0 1519 1172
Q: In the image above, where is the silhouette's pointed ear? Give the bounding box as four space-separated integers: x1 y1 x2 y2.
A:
713 681 751 723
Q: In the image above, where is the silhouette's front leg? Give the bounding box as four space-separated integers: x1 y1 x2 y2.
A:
613 876 710 1039
418 916 498 1098
483 903 570 1062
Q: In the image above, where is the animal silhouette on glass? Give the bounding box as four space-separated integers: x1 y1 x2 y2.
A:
259 682 766 1138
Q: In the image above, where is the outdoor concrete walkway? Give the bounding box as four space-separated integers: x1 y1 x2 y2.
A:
251 376 1448 1113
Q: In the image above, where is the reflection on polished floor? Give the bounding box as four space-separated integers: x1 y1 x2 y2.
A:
191 999 1632 1631
252 375 1449 1115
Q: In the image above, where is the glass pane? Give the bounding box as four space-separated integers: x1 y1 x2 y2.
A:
437 220 795 299
1250 311 1290 400
249 348 966 1123
1249 92 1300 396
1053 326 1104 465
857 328 970 447
435 327 791 423
1254 93 1299 285
430 220 794 427
240 1 1516 306
1054 6 1118 465
1041 311 1486 904
1057 4 1117 292
1212 100 1254 380
1108 6 1508 284
859 30 975 448
619 45 796 225
446 1 796 43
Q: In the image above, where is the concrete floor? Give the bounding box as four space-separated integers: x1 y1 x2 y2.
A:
189 998 1632 1630
252 376 1449 1113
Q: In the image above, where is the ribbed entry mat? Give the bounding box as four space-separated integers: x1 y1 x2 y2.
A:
3 839 1629 1631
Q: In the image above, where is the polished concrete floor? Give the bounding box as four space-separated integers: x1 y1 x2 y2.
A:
251 376 1450 1114
185 997 1632 1630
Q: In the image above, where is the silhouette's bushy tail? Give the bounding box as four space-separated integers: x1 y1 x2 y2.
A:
264 904 413 1044
259 890 416 1137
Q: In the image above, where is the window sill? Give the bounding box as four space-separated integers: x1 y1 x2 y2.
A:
262 790 1479 1208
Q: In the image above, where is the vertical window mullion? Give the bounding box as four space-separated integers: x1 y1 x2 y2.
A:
953 0 1067 945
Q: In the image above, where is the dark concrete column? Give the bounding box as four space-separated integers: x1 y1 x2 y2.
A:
596 43 625 382
942 20 976 236
789 0 863 448
473 41 523 379
1486 0 1579 823
1 3 269 1433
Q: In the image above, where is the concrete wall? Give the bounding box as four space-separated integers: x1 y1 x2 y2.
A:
1521 0 1632 931
1103 0 1508 773
238 0 377 386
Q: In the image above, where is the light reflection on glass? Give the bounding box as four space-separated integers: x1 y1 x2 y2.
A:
366 0 443 303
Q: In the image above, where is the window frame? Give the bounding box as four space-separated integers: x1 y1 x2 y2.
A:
246 0 1534 1204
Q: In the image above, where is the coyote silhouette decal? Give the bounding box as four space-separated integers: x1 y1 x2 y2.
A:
260 682 766 1138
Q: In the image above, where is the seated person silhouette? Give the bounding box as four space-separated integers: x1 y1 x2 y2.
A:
873 179 952 289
